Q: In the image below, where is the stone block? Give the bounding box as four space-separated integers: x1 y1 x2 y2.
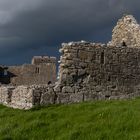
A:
62 86 74 93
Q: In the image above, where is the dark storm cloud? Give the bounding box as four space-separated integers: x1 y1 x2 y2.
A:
0 0 140 65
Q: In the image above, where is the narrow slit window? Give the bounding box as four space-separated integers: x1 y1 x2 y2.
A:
38 68 40 74
35 67 40 74
101 52 105 64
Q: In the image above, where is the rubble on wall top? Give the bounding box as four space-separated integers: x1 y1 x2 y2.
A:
114 15 140 33
60 14 140 50
33 55 56 59
59 42 107 54
42 56 49 59
61 41 105 47
62 40 92 46
119 15 138 24
50 57 57 60
61 14 140 49
32 55 50 58
0 65 8 69
33 56 43 59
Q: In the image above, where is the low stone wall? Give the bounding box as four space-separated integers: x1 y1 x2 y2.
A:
0 85 56 109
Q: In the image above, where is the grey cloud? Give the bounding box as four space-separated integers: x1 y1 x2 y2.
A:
0 0 137 42
0 0 139 64
0 0 114 44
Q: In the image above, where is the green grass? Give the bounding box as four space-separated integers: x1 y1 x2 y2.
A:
0 98 140 140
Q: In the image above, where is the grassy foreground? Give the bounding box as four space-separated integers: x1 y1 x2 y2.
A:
0 99 140 140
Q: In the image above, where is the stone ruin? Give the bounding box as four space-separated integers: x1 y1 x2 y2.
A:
0 56 56 85
1 14 140 109
108 15 140 47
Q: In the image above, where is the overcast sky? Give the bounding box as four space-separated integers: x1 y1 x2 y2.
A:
0 0 140 65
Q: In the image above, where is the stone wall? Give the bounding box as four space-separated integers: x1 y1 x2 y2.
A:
1 15 140 109
8 63 56 86
0 85 56 109
32 56 56 65
55 42 140 103
2 41 140 109
6 56 57 86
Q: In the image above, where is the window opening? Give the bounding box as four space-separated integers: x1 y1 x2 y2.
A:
101 52 105 64
35 67 40 74
4 69 8 76
122 41 127 47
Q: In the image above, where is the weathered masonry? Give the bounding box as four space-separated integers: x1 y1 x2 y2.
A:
108 15 140 47
2 42 140 109
0 85 56 109
56 42 140 103
1 14 140 109
54 15 140 102
0 56 57 86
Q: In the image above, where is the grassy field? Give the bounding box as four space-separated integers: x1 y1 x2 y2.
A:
0 99 140 140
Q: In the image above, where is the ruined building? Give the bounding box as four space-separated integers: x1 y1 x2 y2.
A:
108 15 140 47
0 56 57 85
1 14 140 109
0 66 10 84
